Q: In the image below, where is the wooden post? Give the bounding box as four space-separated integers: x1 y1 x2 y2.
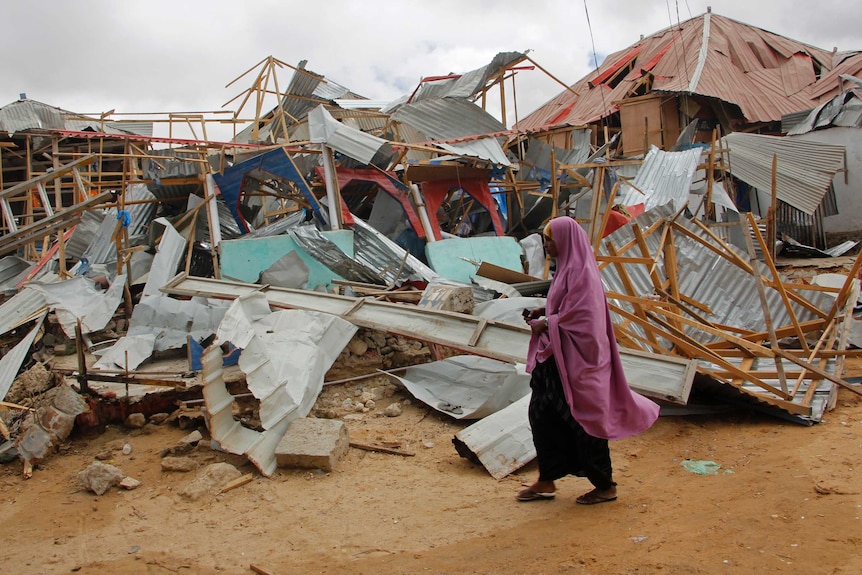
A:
52 138 62 210
75 319 89 395
642 117 649 157
594 181 619 250
705 128 717 222
742 214 788 394
550 147 559 218
204 174 222 278
768 153 778 261
57 228 67 278
588 165 605 244
498 73 509 128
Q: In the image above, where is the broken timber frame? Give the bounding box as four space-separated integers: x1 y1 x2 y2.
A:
594 206 861 419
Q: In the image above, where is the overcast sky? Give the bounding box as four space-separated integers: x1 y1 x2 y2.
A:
3 0 861 141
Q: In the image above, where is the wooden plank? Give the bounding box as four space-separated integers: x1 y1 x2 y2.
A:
0 191 112 257
0 155 98 201
650 308 772 358
606 242 662 350
469 318 489 347
748 212 808 351
249 563 277 575
774 348 862 398
697 368 812 416
349 441 415 457
219 474 255 494
341 297 367 317
631 224 666 292
611 303 790 399
742 215 788 393
794 319 836 403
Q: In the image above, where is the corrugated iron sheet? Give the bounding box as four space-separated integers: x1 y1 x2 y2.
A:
722 132 845 215
786 90 862 135
81 183 157 264
409 52 527 104
516 12 839 131
234 62 366 144
437 139 510 166
619 146 703 211
697 356 835 423
780 53 816 97
391 98 505 142
599 204 836 346
350 217 439 284
0 287 48 337
0 99 134 135
290 225 385 285
0 313 47 401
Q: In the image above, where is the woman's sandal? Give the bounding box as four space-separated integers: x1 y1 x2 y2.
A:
575 489 617 505
516 488 556 502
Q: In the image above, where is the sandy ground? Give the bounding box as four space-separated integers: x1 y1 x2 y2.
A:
2 351 862 575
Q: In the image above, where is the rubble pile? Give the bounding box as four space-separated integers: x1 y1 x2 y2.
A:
2 13 862 481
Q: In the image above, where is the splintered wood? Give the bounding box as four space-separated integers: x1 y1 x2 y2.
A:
595 209 862 419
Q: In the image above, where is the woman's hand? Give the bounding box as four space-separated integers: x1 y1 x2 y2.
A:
529 317 548 336
523 307 546 324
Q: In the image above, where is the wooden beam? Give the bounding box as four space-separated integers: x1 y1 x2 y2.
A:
742 215 788 393
748 212 808 351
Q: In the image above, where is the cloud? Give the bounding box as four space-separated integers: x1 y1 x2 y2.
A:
1 0 860 138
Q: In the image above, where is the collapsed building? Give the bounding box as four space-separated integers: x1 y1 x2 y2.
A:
1 10 861 480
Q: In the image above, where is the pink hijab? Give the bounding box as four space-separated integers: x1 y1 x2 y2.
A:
526 217 659 440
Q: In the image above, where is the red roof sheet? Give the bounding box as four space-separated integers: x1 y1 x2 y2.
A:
516 12 857 131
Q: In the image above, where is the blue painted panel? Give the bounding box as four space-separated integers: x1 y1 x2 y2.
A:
425 236 523 283
220 231 354 290
212 148 325 232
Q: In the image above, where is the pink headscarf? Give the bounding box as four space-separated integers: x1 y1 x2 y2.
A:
527 217 659 440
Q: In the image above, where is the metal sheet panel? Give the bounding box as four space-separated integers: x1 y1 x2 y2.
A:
0 313 47 401
161 273 698 404
721 132 845 215
516 12 837 131
81 184 157 264
391 98 505 141
0 287 48 337
598 203 836 342
619 146 703 211
0 99 133 135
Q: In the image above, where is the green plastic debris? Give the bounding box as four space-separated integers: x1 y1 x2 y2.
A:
681 459 722 475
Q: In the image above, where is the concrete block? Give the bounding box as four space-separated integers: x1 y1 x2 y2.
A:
418 284 474 314
275 418 350 472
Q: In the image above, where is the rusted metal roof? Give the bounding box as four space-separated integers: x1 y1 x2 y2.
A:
516 11 848 131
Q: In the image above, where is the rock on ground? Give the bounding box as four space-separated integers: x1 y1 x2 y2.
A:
161 456 197 472
5 363 57 404
178 462 242 501
78 461 125 495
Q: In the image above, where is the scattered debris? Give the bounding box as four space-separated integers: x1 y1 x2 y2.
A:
179 462 243 501
274 418 349 472
681 459 724 476
0 19 860 491
161 456 197 473
15 383 87 478
77 461 125 495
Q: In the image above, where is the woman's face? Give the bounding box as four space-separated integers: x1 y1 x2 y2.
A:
543 234 558 258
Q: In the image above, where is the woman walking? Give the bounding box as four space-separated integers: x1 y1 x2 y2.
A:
519 216 659 504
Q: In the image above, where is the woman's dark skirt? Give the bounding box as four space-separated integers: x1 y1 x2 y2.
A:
529 357 615 490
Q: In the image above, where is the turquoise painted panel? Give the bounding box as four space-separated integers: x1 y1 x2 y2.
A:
220 230 354 290
425 236 523 283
